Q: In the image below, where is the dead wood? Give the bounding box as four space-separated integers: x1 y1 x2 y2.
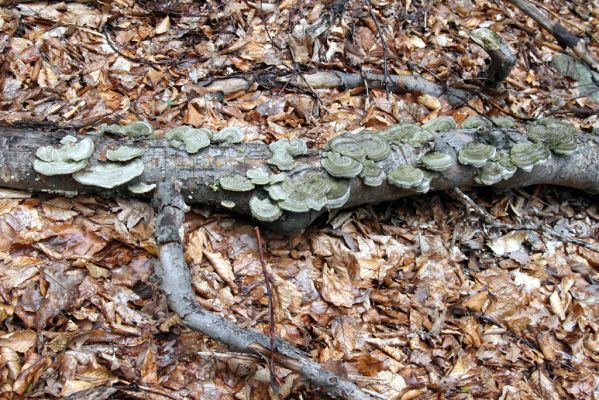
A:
195 69 472 106
506 0 599 71
152 180 373 400
0 126 598 234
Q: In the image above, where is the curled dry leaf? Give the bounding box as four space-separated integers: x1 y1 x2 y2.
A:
204 251 239 295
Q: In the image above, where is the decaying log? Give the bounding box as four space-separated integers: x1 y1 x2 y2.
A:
0 125 597 233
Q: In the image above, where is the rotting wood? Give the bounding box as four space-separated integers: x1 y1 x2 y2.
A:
0 126 597 233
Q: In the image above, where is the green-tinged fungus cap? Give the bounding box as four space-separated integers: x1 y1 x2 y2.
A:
219 174 255 191
220 200 236 209
321 152 363 178
101 121 154 138
277 175 330 213
329 133 390 161
458 142 496 168
267 149 295 170
106 146 145 162
510 141 551 172
419 151 454 171
128 182 156 193
387 165 425 189
269 138 308 156
491 116 516 128
34 160 87 176
527 118 578 156
326 179 351 209
422 116 457 133
359 159 386 187
378 124 433 147
250 193 282 222
475 162 503 185
212 126 244 145
73 159 144 188
246 167 271 185
165 126 211 153
462 116 493 129
36 136 95 162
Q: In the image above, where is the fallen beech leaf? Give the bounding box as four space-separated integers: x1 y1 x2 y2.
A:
204 251 239 294
321 263 354 308
0 330 36 353
13 356 51 395
154 16 170 35
488 231 527 256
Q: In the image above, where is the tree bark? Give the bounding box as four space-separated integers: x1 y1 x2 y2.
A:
0 126 597 233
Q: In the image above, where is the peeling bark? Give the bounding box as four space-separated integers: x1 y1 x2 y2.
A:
0 126 597 233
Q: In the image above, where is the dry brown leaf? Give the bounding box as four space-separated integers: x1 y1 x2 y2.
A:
204 251 239 294
321 263 354 308
0 330 36 353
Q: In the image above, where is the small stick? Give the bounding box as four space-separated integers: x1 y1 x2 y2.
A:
365 0 391 97
254 226 281 388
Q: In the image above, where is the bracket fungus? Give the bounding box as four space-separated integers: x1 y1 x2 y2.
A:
462 116 493 129
267 139 308 170
220 200 236 209
378 123 433 147
34 136 95 176
36 136 95 163
73 159 144 189
212 126 244 145
422 116 457 133
328 133 390 161
246 167 271 185
326 179 351 209
527 118 578 156
33 160 87 176
419 151 454 172
128 182 156 194
388 165 431 192
270 138 308 156
491 116 516 128
359 159 386 187
106 146 145 162
458 142 497 168
249 194 283 222
510 141 551 172
219 174 255 192
100 121 154 138
277 175 330 213
165 126 212 153
475 159 516 186
321 152 363 178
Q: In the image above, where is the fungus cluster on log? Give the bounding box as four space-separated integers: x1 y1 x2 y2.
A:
28 115 584 227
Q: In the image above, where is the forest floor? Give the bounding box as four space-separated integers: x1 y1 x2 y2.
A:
0 0 598 399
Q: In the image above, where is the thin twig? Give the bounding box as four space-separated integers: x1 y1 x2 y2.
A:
365 0 391 97
254 226 281 389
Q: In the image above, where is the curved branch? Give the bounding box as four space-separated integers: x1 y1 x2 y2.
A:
152 181 373 400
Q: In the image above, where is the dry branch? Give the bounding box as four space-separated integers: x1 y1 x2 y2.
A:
1 126 598 233
196 70 472 106
152 181 373 400
506 0 599 70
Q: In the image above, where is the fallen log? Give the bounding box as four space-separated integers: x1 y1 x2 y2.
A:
0 123 597 233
